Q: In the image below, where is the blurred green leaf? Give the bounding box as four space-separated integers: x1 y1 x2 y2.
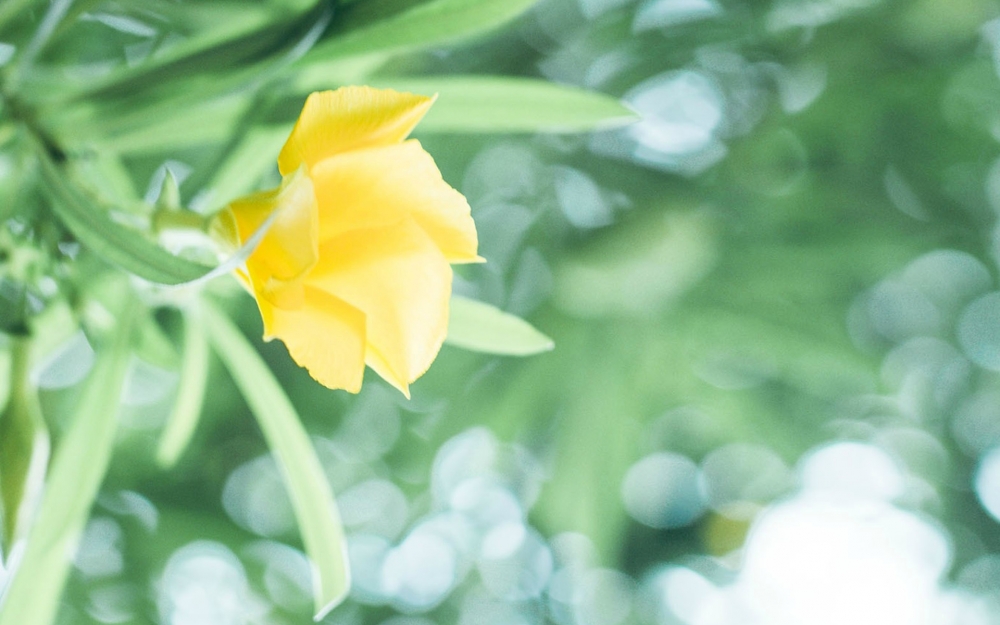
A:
0 301 133 625
37 150 214 285
553 210 718 317
73 151 141 211
53 2 322 103
373 76 638 133
307 0 538 60
201 127 287 205
202 301 350 620
38 4 331 153
156 171 182 212
533 365 640 562
0 339 49 554
446 295 554 355
0 0 41 35
52 91 249 154
133 310 180 371
156 311 209 469
7 0 74 88
293 52 394 91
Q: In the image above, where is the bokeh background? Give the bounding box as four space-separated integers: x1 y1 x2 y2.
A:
7 0 1000 623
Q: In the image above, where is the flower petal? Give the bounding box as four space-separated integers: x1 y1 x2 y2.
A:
310 140 479 263
278 87 435 175
263 287 367 393
228 168 319 309
306 219 452 396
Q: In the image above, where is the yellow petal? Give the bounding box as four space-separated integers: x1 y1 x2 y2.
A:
264 287 367 393
278 87 435 176
310 140 479 263
306 219 452 395
228 168 319 309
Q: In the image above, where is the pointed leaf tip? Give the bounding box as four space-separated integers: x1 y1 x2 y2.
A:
446 296 554 356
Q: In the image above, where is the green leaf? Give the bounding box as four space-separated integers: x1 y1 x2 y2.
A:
0 301 134 625
156 311 210 468
0 0 38 32
37 150 214 285
293 52 394 91
96 94 248 154
201 301 349 620
446 295 554 355
39 5 331 151
373 76 638 133
133 310 181 371
306 0 538 60
7 0 74 88
200 127 287 206
50 2 321 104
0 339 49 554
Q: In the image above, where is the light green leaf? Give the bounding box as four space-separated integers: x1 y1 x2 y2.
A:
37 150 214 285
201 301 349 620
0 302 134 625
0 339 49 554
48 2 317 103
73 150 142 210
41 5 331 151
133 310 181 370
203 127 288 205
95 94 247 154
446 295 554 355
156 311 210 469
293 52 393 91
374 76 638 133
0 0 41 35
307 0 538 60
7 0 74 88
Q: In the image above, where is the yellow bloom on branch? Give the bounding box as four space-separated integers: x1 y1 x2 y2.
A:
214 87 480 396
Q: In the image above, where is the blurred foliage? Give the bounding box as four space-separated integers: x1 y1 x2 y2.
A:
4 0 1000 623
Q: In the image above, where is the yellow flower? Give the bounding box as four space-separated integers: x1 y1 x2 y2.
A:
214 87 480 396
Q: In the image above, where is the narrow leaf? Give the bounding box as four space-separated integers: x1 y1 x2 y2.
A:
374 76 638 133
38 149 277 289
7 0 73 87
52 1 321 104
307 0 537 60
37 151 214 285
446 295 555 355
202 127 288 205
0 339 49 554
0 0 41 36
101 94 247 154
156 311 210 468
0 303 134 625
133 309 180 370
201 301 349 620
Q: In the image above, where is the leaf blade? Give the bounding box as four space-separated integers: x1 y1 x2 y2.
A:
0 304 134 625
307 0 537 61
446 295 554 356
37 151 214 285
0 339 49 554
201 301 349 619
156 311 210 468
375 76 638 133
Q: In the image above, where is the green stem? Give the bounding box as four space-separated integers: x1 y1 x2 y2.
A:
152 209 209 234
0 335 49 554
0 293 135 625
8 337 30 399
